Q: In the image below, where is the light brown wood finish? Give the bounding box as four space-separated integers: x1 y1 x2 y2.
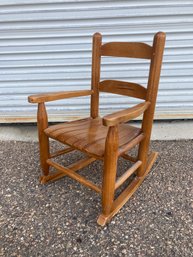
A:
41 156 96 184
103 101 150 126
44 117 141 158
47 159 101 193
28 32 165 226
90 33 102 118
50 147 74 158
137 32 166 177
67 156 96 170
97 152 158 226
115 160 142 190
40 171 65 184
113 152 158 213
101 42 152 59
102 126 119 215
99 80 147 99
37 103 49 176
121 153 137 163
118 133 145 156
28 90 93 103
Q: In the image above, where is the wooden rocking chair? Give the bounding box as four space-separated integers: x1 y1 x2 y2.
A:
28 32 166 226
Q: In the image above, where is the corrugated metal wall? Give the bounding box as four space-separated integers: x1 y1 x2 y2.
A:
0 0 193 122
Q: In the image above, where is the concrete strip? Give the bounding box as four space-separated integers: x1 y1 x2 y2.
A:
0 120 192 141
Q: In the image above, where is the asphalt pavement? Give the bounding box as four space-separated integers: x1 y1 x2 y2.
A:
0 140 193 257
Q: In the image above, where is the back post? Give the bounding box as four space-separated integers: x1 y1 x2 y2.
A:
137 32 166 177
90 33 102 118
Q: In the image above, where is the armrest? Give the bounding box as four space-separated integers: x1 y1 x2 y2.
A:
28 90 93 103
103 101 150 126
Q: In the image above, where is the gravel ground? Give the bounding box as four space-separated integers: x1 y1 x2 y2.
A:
0 140 193 257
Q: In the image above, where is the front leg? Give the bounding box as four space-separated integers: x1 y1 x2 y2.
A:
37 102 50 179
97 125 118 226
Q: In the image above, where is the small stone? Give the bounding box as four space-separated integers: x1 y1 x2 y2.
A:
76 237 82 243
166 211 173 216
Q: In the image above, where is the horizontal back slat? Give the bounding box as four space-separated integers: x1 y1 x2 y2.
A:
99 80 147 100
101 42 152 59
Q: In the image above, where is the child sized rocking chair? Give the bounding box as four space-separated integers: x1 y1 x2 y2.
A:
28 32 166 226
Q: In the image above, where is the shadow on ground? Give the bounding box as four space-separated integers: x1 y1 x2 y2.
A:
0 140 193 257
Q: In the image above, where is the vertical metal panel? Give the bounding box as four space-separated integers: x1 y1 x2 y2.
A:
0 0 193 122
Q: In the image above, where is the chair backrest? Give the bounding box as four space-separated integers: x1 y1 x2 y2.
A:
90 32 166 120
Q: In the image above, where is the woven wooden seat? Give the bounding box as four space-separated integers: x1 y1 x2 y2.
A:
28 32 166 226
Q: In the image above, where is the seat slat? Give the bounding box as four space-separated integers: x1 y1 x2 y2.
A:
44 118 90 135
84 124 138 154
50 121 93 138
99 80 147 100
101 42 152 59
